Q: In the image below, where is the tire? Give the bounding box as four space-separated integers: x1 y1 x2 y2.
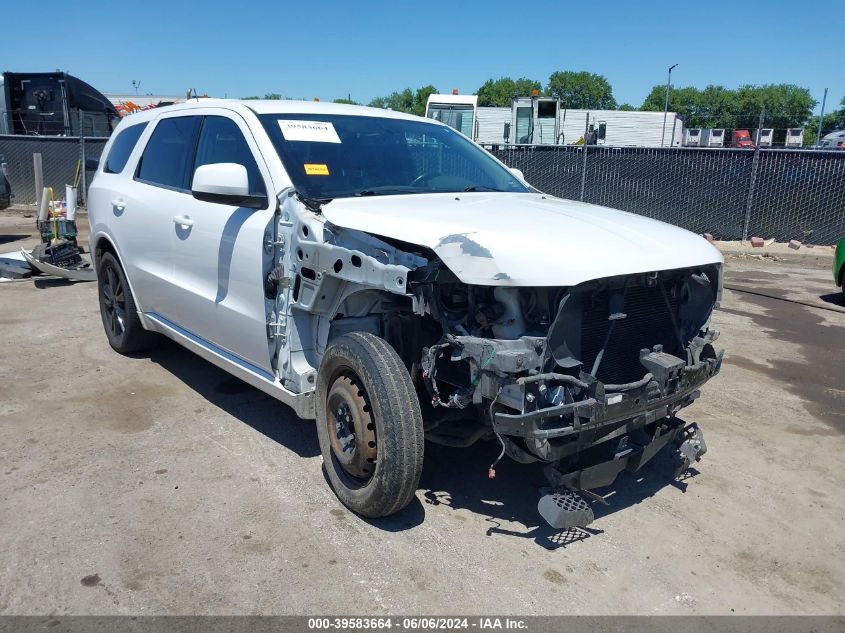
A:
97 251 159 354
316 332 424 518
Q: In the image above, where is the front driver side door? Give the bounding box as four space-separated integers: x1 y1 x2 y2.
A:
162 111 277 379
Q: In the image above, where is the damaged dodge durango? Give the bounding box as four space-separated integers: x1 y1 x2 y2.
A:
88 100 723 528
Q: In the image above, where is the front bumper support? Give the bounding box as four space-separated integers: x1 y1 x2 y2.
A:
492 351 721 444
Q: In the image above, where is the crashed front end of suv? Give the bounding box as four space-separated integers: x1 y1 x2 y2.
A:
416 265 721 528
255 109 724 528
313 192 723 529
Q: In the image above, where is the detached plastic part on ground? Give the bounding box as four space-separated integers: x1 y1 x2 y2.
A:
21 247 96 281
0 247 95 282
0 250 33 280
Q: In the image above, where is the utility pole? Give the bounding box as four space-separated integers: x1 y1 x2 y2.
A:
661 63 678 147
132 80 141 96
816 88 828 148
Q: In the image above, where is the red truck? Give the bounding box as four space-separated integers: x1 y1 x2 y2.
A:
732 129 755 148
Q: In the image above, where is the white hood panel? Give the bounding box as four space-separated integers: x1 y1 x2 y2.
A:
322 193 723 287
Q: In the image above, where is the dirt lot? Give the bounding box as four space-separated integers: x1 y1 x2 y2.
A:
1 212 843 615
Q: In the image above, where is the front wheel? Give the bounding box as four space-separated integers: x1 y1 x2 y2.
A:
316 332 424 518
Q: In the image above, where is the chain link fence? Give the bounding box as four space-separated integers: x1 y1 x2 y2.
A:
487 144 845 245
1 127 843 245
0 134 108 207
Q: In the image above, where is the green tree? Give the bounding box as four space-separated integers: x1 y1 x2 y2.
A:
546 71 616 109
241 93 283 100
333 98 359 105
413 85 438 117
367 85 438 116
641 85 703 122
617 103 636 111
368 88 413 112
368 96 388 109
476 77 542 107
641 83 816 133
733 84 815 130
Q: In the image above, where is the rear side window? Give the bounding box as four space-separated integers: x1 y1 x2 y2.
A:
194 116 266 196
104 122 147 174
136 116 201 191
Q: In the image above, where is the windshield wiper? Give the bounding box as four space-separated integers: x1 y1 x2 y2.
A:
295 191 332 213
464 185 505 192
354 187 422 197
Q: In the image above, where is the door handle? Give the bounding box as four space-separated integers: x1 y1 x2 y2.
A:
173 215 193 228
111 199 126 211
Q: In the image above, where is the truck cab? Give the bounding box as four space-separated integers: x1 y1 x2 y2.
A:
731 129 755 149
424 93 477 140
510 96 562 145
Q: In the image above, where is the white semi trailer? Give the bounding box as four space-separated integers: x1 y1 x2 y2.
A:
425 93 685 147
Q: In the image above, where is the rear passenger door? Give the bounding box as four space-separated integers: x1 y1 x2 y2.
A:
128 114 202 317
88 116 199 318
164 112 277 378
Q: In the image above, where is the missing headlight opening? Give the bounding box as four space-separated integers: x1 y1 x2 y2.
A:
413 265 721 528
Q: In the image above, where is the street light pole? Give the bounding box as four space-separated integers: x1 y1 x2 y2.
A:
661 63 679 147
816 88 828 148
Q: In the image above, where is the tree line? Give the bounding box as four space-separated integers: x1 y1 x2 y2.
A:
243 72 844 144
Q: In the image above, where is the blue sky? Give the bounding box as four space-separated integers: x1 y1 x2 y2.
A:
5 0 844 112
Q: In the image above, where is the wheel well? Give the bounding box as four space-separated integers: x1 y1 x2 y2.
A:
94 236 117 268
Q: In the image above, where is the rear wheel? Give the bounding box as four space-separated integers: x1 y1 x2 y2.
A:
97 252 159 354
316 332 424 518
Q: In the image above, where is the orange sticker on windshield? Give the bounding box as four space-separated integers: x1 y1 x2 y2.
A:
304 163 330 176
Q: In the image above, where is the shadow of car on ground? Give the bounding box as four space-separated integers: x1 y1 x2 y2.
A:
144 338 699 548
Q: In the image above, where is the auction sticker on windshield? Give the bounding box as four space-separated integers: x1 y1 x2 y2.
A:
279 120 341 143
304 163 330 176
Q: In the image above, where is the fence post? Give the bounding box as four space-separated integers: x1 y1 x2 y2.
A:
33 152 44 208
579 112 589 202
742 110 765 241
78 110 87 207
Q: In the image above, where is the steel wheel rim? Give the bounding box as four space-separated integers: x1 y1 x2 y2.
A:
101 264 126 337
325 372 377 482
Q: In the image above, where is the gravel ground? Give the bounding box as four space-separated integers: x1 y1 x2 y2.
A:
1 212 843 615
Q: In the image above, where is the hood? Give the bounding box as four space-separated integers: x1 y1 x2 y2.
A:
321 192 723 287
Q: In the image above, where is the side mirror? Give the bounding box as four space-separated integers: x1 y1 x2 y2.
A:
510 167 525 182
503 122 511 142
191 163 266 208
85 157 99 171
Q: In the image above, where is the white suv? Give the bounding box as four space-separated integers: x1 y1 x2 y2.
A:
88 100 724 527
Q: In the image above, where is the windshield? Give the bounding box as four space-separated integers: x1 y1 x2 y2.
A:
426 104 474 138
259 113 528 200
